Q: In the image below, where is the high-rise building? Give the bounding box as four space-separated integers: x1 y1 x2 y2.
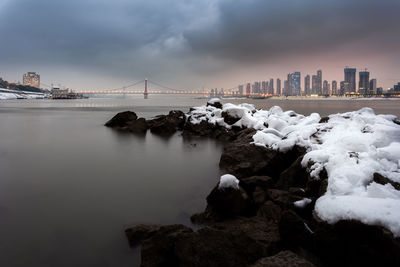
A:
323 80 330 95
344 67 356 92
312 75 318 94
332 80 337 95
288 72 301 96
340 81 350 95
276 79 281 95
23 72 40 88
238 85 244 95
317 70 322 95
284 80 289 96
246 83 251 95
269 78 274 95
262 81 267 94
304 75 310 95
359 70 370 94
369 79 377 94
394 82 400 92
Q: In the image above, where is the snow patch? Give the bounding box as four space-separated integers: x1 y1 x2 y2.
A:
219 174 239 190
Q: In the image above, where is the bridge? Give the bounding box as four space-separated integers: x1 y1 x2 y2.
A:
74 79 269 99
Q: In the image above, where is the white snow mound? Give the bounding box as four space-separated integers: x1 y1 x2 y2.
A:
188 102 400 236
219 174 240 190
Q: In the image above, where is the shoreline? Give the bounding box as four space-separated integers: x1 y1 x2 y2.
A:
106 99 400 266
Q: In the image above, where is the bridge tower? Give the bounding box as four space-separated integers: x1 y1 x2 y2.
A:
144 79 148 99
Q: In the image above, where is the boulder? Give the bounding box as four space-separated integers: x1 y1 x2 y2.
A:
206 183 254 219
175 217 281 267
149 110 185 136
239 176 274 195
206 98 223 109
313 219 400 267
267 189 302 208
373 172 400 190
279 210 313 249
222 111 241 125
251 250 316 267
275 156 308 190
183 119 217 136
141 224 193 267
104 111 138 128
124 224 161 247
257 201 282 223
128 117 148 134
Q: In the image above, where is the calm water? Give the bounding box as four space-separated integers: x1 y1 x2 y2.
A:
0 95 399 267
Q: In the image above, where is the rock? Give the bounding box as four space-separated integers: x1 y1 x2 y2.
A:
289 187 306 197
175 217 281 267
319 117 329 123
220 142 305 179
183 119 216 136
128 117 148 134
257 201 282 223
222 111 241 125
373 172 400 190
267 189 302 208
141 224 193 267
148 110 185 136
276 156 308 190
239 176 274 195
313 219 400 267
104 111 138 128
206 99 223 109
251 250 316 267
124 224 161 247
279 210 313 249
206 183 255 219
253 186 267 205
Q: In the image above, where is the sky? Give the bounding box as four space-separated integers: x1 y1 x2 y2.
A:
0 0 399 91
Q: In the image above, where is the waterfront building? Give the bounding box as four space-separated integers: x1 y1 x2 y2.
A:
394 82 400 91
332 80 337 95
359 70 370 94
269 78 274 95
23 72 40 88
246 83 251 95
304 75 310 95
283 80 289 96
323 80 330 95
377 87 383 95
312 75 318 94
276 79 281 95
287 72 301 96
340 81 350 95
369 79 377 94
238 85 244 95
344 67 356 92
317 70 322 95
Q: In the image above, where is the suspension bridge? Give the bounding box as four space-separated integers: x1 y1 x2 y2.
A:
73 79 269 99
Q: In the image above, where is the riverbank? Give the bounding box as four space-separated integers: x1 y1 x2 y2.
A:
107 98 400 267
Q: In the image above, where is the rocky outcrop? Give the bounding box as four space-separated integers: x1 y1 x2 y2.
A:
148 110 185 136
125 224 162 247
251 250 315 267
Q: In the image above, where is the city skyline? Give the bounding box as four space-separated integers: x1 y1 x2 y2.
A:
0 0 399 90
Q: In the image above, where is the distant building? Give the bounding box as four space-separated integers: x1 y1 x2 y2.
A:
317 70 322 95
287 72 301 96
238 85 244 95
312 75 318 94
394 82 400 92
304 75 310 95
369 79 377 94
332 80 337 95
246 83 251 95
359 70 370 94
276 79 281 95
376 87 383 95
262 81 267 94
340 81 350 95
23 72 40 88
269 78 274 95
344 67 356 92
323 80 330 95
284 80 289 96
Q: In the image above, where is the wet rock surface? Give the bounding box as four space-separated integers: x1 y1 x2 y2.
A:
107 103 400 267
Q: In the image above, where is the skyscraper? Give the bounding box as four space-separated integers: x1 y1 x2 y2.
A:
304 75 310 95
317 70 322 95
262 81 267 94
269 78 274 95
323 80 330 95
288 72 301 96
344 67 356 92
312 75 318 94
23 72 40 88
359 70 370 94
246 83 251 95
332 80 337 95
276 79 281 95
238 85 244 95
369 78 377 94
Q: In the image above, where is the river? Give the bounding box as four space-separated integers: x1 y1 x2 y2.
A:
0 95 399 266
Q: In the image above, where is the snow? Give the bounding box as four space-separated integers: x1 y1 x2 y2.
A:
207 98 221 105
219 174 240 190
294 198 312 208
0 88 45 100
188 101 400 236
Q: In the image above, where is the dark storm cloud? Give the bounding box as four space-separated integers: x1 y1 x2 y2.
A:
0 0 399 87
184 0 400 62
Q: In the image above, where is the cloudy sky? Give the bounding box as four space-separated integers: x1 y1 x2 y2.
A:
0 0 399 90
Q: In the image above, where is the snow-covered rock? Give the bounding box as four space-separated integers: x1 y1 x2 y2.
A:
219 174 240 190
188 102 400 236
